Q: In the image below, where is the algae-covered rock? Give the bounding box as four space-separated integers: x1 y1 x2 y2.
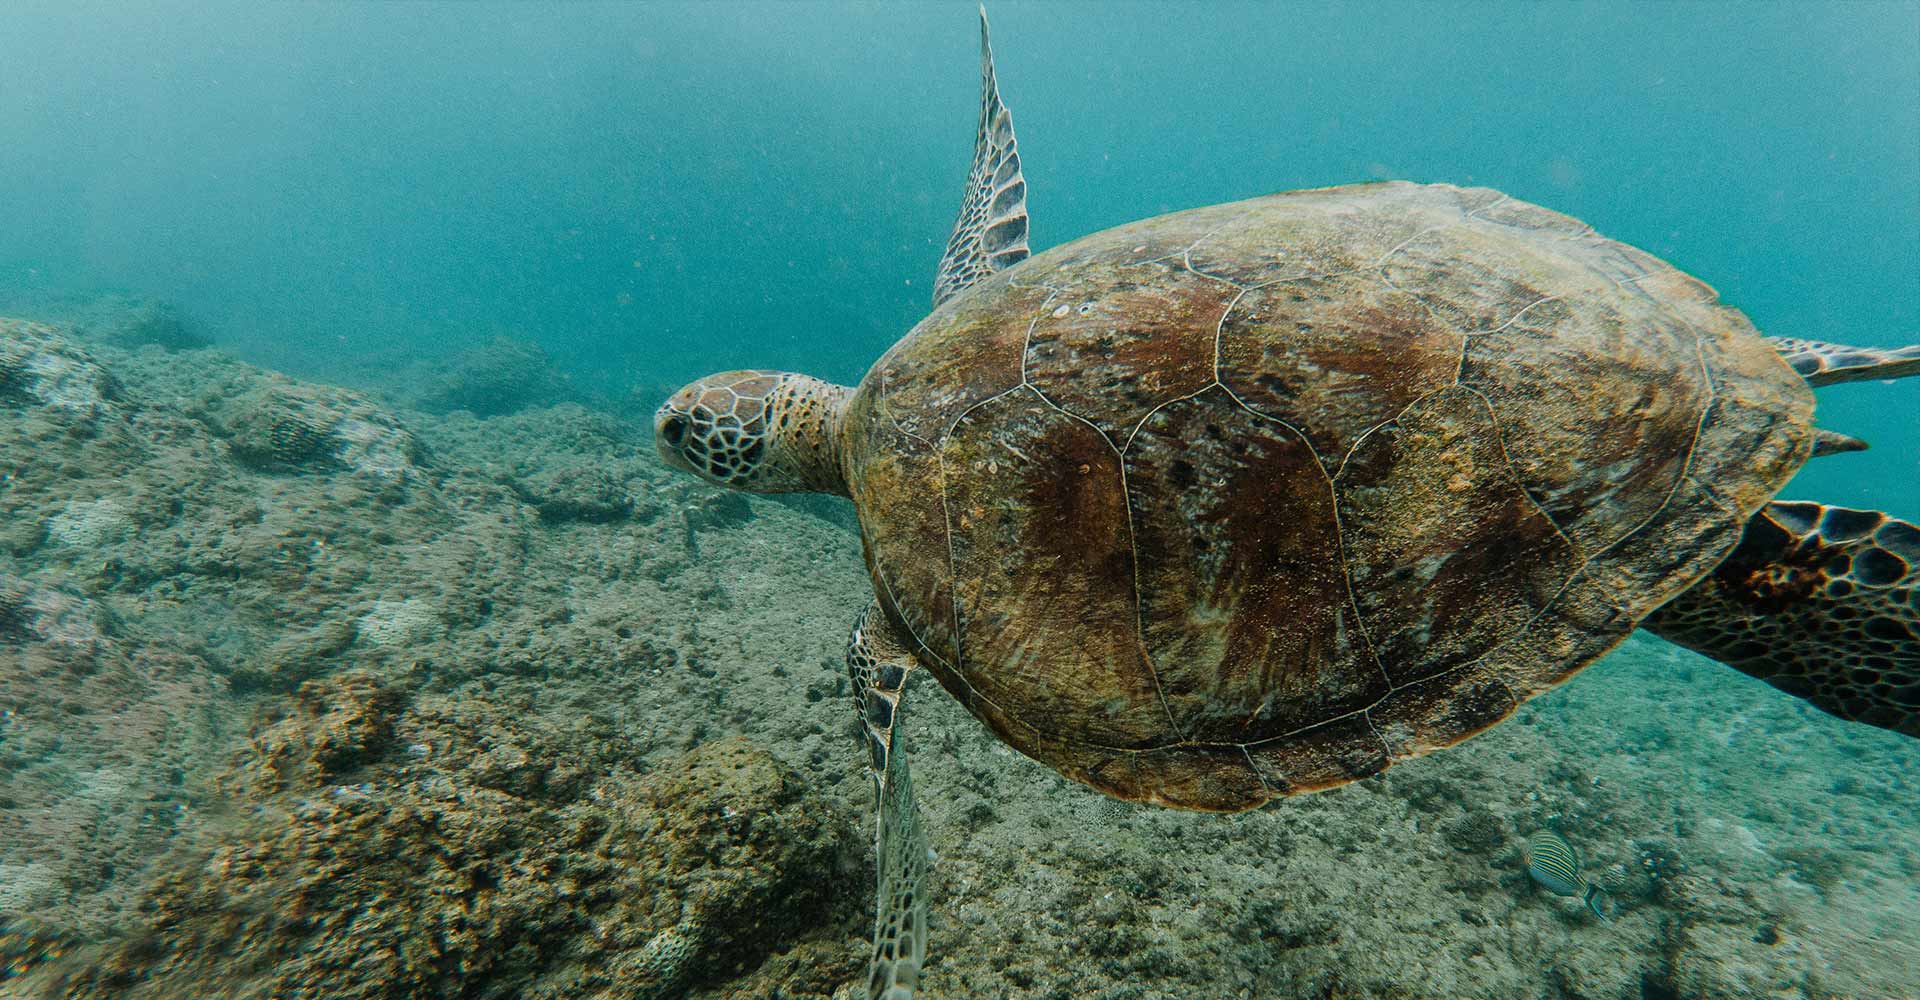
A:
415 335 574 417
20 675 858 1000
92 299 207 352
222 378 423 478
0 291 208 352
0 571 231 940
507 459 637 524
0 318 121 420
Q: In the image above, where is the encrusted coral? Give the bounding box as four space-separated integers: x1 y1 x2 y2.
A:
507 461 636 524
0 319 119 419
104 300 207 352
0 347 29 400
224 380 422 478
1595 861 1632 894
0 575 31 638
416 335 573 417
266 415 338 465
626 921 705 1000
44 498 134 549
0 575 111 659
353 599 442 649
1442 807 1508 853
20 675 855 1000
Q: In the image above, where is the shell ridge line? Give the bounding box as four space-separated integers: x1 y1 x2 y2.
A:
1456 383 1585 561
1599 315 1716 553
1233 657 1526 753
1167 219 1244 280
871 543 959 677
1117 437 1185 738
1320 381 1575 697
1125 220 1237 277
1013 385 1183 736
1017 285 1065 387
1432 558 1599 693
941 382 1184 741
1216 389 1393 694
1330 383 1455 483
1438 268 1716 685
1362 711 1393 762
1371 222 1451 270
935 419 967 680
876 375 935 450
1179 229 1248 289
1210 287 1250 386
940 383 1026 442
1121 383 1220 456
1241 745 1274 797
1460 191 1513 223
1439 327 1715 692
1324 475 1393 696
1238 703 1373 750
1684 474 1740 517
1450 294 1562 383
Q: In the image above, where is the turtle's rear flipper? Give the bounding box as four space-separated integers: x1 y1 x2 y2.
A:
1644 502 1919 737
1769 337 1920 386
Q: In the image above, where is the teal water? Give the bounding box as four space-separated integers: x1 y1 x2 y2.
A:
2 2 1914 511
3 4 1919 997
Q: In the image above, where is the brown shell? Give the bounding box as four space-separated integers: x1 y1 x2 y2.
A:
844 181 1814 811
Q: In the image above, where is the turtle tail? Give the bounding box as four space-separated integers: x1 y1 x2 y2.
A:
1643 502 1919 738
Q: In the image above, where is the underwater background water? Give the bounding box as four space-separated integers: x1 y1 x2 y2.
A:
2 0 1915 509
3 3 1920 999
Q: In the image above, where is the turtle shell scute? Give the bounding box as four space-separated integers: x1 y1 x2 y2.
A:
845 181 1813 809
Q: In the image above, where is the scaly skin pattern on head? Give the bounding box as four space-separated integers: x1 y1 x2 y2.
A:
654 370 853 496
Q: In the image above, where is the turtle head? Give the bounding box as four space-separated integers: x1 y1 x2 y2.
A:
654 370 852 496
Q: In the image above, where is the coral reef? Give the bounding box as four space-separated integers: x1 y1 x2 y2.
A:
506 459 637 524
15 675 857 1000
414 335 575 417
108 299 206 352
0 318 120 419
220 378 424 478
0 291 208 352
0 569 231 936
3 307 1916 1000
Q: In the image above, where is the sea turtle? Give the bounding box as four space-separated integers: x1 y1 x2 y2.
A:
652 12 1920 998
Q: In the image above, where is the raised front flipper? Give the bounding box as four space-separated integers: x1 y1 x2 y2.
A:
846 602 930 1000
931 7 1030 308
1769 337 1920 386
1643 502 1919 737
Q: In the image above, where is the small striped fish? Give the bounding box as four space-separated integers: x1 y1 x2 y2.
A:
1525 831 1609 920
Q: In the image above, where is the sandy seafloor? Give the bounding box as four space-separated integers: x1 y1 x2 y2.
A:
1 297 1916 1000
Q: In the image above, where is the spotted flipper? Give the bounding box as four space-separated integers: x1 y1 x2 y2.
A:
847 601 929 1000
931 7 1030 309
1644 502 1919 737
1769 337 1920 386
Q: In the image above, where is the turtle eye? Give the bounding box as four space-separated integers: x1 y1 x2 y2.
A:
660 414 689 449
